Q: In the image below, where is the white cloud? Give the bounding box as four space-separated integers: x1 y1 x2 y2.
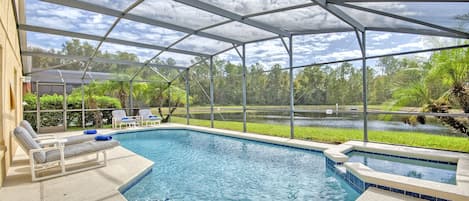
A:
26 0 115 36
315 50 362 62
372 33 392 41
130 0 227 29
174 35 232 54
99 43 157 62
367 41 425 56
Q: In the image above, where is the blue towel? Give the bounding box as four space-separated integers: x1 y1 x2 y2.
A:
95 135 112 141
83 129 97 135
122 117 129 120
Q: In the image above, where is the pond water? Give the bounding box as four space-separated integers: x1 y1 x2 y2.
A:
182 111 455 135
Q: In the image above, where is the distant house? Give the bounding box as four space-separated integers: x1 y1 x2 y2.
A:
26 69 113 94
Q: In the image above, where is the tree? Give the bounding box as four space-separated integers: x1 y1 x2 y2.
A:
428 47 469 113
390 48 469 135
294 66 327 105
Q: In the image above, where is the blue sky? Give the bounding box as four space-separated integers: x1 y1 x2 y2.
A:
25 0 467 69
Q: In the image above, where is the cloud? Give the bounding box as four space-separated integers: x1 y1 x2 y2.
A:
99 43 157 62
157 52 197 67
251 6 351 32
245 39 289 69
109 19 186 47
173 35 232 54
202 21 276 42
130 0 227 29
79 0 134 11
372 33 392 41
315 50 362 62
26 0 115 36
201 0 311 15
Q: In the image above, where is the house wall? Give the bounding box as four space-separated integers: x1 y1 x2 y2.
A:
0 0 23 186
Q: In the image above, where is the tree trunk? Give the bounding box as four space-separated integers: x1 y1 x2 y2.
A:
427 102 468 136
158 102 180 123
87 96 103 128
452 85 469 113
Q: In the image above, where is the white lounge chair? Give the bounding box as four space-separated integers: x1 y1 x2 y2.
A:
13 127 119 181
111 110 140 129
20 120 96 146
138 109 161 126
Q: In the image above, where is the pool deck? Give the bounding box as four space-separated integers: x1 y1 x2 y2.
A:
0 128 154 201
1 123 467 201
357 188 426 201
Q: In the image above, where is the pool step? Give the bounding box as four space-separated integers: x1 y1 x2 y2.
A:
335 165 346 175
357 188 426 201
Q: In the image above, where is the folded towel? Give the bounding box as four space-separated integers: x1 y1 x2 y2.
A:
83 129 97 135
95 135 113 141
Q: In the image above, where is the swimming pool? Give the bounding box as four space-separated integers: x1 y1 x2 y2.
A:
347 151 457 184
114 129 359 201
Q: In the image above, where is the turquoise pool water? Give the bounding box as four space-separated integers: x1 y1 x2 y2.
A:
347 151 457 184
115 129 359 201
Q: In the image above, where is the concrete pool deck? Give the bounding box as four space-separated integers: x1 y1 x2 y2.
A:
0 128 154 201
0 123 467 201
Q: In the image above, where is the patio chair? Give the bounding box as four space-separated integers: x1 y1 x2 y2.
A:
20 120 96 146
13 126 119 181
138 109 161 126
111 110 141 129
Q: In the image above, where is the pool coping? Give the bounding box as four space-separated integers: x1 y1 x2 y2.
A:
110 124 336 152
324 140 469 201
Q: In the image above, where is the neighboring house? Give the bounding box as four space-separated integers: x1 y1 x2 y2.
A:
26 69 114 94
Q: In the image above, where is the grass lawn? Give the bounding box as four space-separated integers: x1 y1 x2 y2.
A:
169 105 427 115
171 117 469 153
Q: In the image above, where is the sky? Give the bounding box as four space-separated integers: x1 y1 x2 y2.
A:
24 0 467 70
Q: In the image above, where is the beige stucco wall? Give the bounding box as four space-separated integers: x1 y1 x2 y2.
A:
0 0 23 187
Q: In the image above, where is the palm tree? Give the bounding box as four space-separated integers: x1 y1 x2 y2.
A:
84 81 104 128
391 48 468 135
428 47 469 113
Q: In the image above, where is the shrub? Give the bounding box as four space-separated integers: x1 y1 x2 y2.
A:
23 93 121 129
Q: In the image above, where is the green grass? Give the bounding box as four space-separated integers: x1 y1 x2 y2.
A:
170 105 426 115
171 117 469 153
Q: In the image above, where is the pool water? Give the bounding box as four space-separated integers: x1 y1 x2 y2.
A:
347 151 457 184
115 129 359 201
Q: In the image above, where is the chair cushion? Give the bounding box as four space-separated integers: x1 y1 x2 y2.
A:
64 135 96 145
45 140 120 163
121 118 136 123
13 127 46 163
20 120 38 138
149 116 160 120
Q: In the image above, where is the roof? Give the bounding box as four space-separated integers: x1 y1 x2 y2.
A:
17 0 469 82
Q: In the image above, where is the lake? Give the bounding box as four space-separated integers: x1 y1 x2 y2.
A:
178 111 457 136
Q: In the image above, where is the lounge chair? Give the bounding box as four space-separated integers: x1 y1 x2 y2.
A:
20 120 96 146
112 110 140 129
138 109 161 126
13 126 119 181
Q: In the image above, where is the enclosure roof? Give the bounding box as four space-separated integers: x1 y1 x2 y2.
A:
30 69 115 84
18 0 469 82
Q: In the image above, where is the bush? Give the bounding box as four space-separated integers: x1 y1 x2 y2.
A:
23 93 121 129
